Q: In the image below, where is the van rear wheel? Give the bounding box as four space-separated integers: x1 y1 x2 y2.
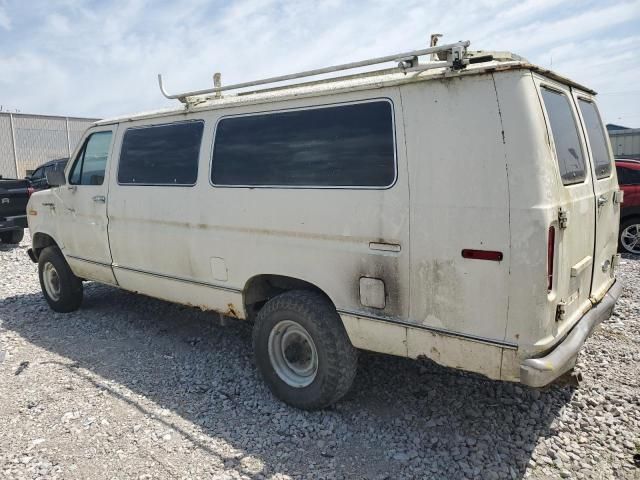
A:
38 246 83 312
619 218 640 255
252 290 357 410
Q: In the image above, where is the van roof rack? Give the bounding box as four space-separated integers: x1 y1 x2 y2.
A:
158 40 493 105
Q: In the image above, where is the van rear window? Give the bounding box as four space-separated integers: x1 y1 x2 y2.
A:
578 99 612 179
118 121 203 186
541 88 586 186
211 100 396 188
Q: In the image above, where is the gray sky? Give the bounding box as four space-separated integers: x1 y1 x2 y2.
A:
1 0 639 126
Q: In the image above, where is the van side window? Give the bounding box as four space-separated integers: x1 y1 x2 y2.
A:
541 88 586 186
117 121 203 186
211 100 396 188
578 99 612 179
68 131 112 185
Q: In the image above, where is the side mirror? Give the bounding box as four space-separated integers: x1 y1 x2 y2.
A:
46 169 66 187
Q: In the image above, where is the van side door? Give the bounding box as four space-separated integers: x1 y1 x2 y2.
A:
53 127 117 284
106 119 206 298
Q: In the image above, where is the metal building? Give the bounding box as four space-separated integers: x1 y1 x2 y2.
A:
608 127 640 159
0 112 98 178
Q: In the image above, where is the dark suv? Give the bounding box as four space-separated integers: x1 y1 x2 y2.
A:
615 158 640 255
27 158 68 191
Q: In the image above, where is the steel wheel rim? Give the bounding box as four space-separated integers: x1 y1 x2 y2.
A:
621 223 640 255
268 320 318 388
43 262 61 301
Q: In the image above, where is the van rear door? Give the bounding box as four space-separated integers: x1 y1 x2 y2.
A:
573 94 619 300
535 77 595 328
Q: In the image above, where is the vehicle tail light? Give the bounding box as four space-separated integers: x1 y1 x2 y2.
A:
547 226 555 291
27 187 35 197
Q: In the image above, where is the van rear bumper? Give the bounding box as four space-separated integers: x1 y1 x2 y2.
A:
520 280 623 388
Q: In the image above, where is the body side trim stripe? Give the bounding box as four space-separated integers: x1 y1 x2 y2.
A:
111 263 243 294
67 255 515 348
67 255 111 267
337 308 519 349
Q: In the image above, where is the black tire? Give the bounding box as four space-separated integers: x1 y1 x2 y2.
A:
618 217 640 255
253 290 358 410
0 228 24 244
38 246 83 312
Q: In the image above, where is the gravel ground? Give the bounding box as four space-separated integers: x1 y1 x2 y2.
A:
1 236 638 480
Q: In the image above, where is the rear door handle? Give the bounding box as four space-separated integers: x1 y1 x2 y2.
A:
597 195 607 207
92 195 106 203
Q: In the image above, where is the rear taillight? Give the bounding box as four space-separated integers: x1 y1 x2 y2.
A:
27 187 35 197
547 226 555 291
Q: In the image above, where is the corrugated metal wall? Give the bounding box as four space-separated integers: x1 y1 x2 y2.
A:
609 128 640 159
0 115 17 178
0 113 98 178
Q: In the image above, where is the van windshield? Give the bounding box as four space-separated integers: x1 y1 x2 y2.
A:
578 99 612 179
541 88 586 186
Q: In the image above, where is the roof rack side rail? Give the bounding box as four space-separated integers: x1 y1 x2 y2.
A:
158 40 472 104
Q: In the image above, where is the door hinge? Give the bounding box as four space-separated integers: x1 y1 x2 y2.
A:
613 190 624 205
611 254 621 277
558 207 569 229
612 254 621 267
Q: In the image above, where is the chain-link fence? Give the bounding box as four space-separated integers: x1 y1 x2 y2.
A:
0 113 98 178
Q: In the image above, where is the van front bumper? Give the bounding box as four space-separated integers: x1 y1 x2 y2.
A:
520 280 623 388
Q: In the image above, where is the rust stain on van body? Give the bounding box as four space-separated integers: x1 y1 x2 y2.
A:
226 303 239 318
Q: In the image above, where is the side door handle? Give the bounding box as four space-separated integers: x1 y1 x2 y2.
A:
92 195 106 203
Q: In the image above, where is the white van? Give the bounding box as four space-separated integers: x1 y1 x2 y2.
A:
27 41 623 409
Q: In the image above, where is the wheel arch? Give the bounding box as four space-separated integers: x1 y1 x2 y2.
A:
620 210 640 225
242 274 335 322
31 232 60 259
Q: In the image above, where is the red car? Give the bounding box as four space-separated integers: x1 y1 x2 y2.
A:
616 158 640 255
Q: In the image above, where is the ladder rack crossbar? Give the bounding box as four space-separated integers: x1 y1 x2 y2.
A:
158 40 470 103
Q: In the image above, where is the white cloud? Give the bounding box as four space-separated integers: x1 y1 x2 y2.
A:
493 1 640 51
0 4 11 31
0 0 638 126
45 13 71 35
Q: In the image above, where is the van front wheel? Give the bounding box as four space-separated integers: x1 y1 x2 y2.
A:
252 290 357 410
38 246 83 312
